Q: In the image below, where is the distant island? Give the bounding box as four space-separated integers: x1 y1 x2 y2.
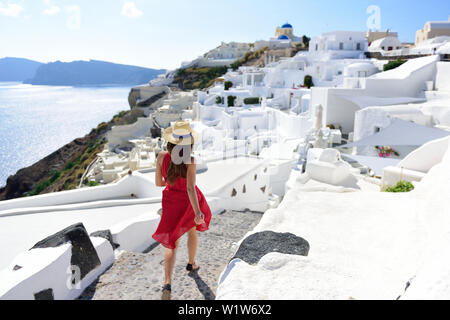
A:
0 58 166 86
0 57 42 82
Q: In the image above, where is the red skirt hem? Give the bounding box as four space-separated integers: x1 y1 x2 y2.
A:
152 223 210 250
152 187 212 249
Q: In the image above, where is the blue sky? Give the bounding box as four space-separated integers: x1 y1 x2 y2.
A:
0 0 449 70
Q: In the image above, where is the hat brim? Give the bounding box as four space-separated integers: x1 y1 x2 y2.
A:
163 127 199 146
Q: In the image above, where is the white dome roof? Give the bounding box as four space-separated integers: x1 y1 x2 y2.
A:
344 62 378 77
369 36 401 48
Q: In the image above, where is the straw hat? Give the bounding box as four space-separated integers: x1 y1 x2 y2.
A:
163 121 199 146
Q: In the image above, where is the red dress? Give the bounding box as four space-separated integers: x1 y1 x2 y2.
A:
152 153 212 249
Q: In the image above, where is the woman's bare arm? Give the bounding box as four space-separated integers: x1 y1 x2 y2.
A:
155 152 167 187
186 162 205 224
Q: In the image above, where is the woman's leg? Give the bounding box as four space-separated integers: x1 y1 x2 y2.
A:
187 227 198 265
164 239 179 285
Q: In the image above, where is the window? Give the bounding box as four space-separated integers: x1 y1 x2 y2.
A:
339 42 344 50
315 44 318 51
356 43 361 50
374 127 381 133
388 46 393 51
358 71 367 78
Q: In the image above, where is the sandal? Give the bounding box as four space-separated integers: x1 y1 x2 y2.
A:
161 284 172 300
186 262 200 272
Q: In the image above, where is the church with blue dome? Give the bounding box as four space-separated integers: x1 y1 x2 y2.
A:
275 22 299 41
254 22 305 51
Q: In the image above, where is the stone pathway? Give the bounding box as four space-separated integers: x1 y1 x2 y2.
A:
78 210 262 300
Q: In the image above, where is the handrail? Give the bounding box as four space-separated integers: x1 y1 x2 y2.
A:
78 157 100 189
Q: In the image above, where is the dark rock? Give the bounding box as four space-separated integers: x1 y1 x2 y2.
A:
13 265 22 271
137 92 167 108
34 288 54 300
129 89 167 109
151 127 162 138
232 231 310 265
90 230 120 250
31 223 101 280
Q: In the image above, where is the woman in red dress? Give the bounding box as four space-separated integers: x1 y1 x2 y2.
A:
152 121 212 298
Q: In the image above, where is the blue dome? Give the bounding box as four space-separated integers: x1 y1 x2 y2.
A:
278 35 289 40
281 23 293 29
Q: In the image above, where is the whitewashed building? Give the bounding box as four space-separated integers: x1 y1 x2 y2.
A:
181 42 251 68
309 31 368 57
416 17 450 45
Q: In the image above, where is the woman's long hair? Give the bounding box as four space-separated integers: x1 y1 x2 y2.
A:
166 142 193 185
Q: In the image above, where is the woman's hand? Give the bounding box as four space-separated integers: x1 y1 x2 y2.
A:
194 211 205 225
187 163 204 225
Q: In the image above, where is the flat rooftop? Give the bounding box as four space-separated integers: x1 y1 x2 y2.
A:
142 157 266 194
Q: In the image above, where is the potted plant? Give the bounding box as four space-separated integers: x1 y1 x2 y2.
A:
375 146 400 158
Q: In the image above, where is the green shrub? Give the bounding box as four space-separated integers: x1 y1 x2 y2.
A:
176 68 187 77
224 81 233 91
112 111 127 122
244 97 260 105
302 35 311 49
86 140 105 155
216 96 222 104
87 181 100 187
304 75 314 88
96 122 108 133
231 60 240 71
383 59 406 72
207 66 227 77
30 180 52 196
49 171 61 183
385 180 415 193
227 96 237 107
64 161 76 171
174 66 228 89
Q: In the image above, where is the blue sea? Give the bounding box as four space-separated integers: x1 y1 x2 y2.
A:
0 82 132 188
